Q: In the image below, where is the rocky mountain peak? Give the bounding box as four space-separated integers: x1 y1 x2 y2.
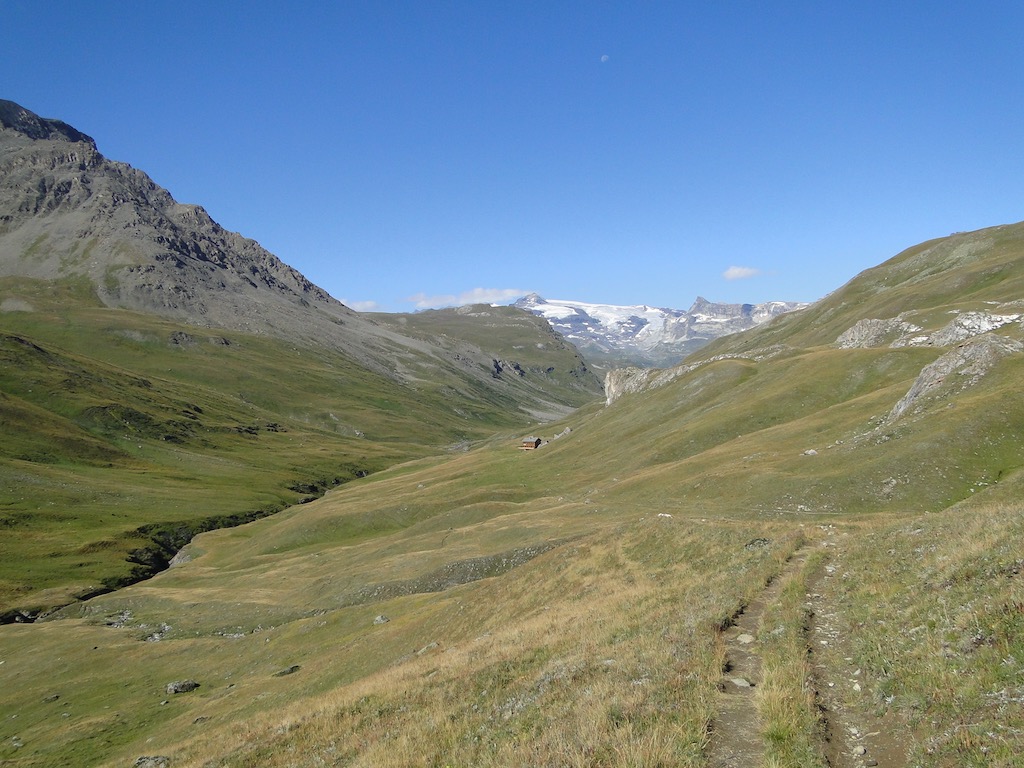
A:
518 292 544 307
0 99 96 145
514 294 806 369
687 296 754 319
0 99 361 346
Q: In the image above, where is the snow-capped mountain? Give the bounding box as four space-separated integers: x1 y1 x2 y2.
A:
513 294 808 368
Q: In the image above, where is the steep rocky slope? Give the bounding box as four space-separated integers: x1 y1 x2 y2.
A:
0 99 598 415
0 101 358 345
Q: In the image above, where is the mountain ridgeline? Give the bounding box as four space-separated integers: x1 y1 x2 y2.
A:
514 293 806 369
0 101 348 340
0 99 601 405
0 99 602 617
2 98 1024 767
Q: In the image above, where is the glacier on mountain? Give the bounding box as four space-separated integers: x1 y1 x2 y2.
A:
513 294 807 368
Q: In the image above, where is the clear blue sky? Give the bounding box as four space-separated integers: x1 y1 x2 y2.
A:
5 2 1024 312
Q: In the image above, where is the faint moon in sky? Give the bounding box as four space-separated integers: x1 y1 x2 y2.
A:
600 54 609 63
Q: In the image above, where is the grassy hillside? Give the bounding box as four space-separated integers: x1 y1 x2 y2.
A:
2 221 1024 766
694 220 1024 356
0 277 600 618
2 442 1021 767
369 304 601 419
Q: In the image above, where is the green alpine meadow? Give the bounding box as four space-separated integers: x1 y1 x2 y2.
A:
2 99 1024 767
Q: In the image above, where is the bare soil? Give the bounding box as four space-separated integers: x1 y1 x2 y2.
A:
806 531 909 768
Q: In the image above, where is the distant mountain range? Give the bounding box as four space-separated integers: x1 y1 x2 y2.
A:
513 293 807 368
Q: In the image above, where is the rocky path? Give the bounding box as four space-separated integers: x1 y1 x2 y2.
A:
708 536 908 767
708 547 811 767
806 531 908 768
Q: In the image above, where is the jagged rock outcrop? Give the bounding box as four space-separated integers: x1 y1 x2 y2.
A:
165 680 200 695
885 333 1023 423
836 317 923 349
603 367 656 405
835 305 1024 426
837 310 1022 350
926 311 1023 347
492 358 525 377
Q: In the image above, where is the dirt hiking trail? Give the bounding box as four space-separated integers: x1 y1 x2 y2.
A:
808 528 910 768
708 533 910 767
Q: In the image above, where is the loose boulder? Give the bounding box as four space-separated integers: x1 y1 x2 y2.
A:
165 680 200 695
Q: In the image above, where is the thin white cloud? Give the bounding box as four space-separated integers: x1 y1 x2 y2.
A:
408 288 528 310
723 266 761 281
342 299 382 312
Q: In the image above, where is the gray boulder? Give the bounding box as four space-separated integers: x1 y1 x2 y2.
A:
165 680 200 695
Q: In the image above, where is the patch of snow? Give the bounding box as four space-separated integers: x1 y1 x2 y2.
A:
516 294 806 366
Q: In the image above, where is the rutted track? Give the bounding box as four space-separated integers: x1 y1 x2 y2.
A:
708 547 812 766
807 529 908 768
708 536 909 767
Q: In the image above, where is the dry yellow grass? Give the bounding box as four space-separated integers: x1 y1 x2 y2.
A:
98 519 807 768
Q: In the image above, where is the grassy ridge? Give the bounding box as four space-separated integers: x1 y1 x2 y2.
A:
369 304 601 420
693 221 1024 358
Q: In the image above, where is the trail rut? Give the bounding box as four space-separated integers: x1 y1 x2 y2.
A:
707 535 909 767
708 547 811 767
806 530 908 768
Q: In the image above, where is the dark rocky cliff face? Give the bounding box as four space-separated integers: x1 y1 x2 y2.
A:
0 99 356 343
0 99 95 143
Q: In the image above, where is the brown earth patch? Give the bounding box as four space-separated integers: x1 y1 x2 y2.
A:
806 529 909 768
